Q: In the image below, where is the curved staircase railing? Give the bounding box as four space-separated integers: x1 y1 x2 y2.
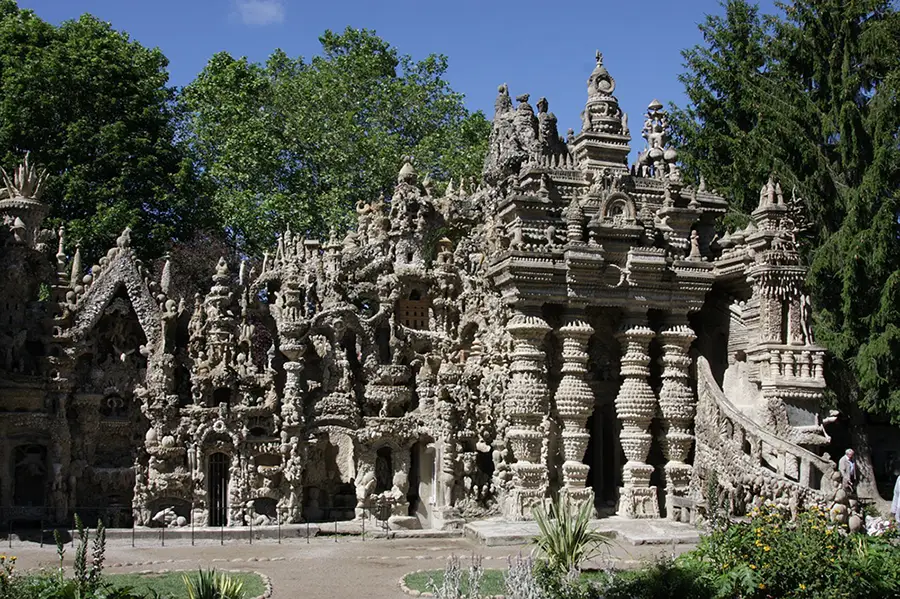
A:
693 355 838 516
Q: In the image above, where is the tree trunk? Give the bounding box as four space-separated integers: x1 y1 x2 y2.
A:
848 404 890 513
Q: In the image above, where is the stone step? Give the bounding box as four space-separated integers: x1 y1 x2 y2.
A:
464 516 702 547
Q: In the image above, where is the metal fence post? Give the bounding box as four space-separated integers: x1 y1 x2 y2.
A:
161 522 165 547
131 519 135 548
248 507 252 545
306 520 309 544
220 519 224 546
277 510 281 545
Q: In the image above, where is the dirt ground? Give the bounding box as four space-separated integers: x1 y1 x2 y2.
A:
4 535 693 599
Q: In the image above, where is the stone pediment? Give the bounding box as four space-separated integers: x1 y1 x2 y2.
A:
71 246 161 351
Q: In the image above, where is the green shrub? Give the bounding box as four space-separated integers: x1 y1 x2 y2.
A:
531 496 610 576
183 569 246 599
680 505 900 599
600 559 715 599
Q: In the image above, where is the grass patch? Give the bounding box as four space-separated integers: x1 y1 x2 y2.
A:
107 571 266 598
404 569 506 596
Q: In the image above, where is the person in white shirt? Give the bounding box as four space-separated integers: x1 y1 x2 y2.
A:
891 466 900 525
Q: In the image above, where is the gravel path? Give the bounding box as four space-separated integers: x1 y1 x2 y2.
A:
6 535 694 598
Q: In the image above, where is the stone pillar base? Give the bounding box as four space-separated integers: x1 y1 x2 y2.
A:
559 486 596 514
432 506 465 530
503 487 548 520
617 486 660 518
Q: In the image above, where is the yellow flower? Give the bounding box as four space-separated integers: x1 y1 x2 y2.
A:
759 583 767 590
764 545 771 552
750 564 757 570
800 583 807 590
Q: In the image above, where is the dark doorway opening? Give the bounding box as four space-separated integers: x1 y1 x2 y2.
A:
208 452 229 527
13 444 47 507
408 445 421 517
584 403 621 514
375 447 393 493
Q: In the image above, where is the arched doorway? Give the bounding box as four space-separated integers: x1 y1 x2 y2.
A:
208 453 230 527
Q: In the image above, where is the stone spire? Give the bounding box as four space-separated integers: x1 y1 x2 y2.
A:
634 100 681 181
0 153 50 248
571 51 631 174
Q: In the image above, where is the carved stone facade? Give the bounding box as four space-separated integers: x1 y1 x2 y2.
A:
0 55 849 529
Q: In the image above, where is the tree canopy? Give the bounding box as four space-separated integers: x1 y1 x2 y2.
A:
0 3 489 261
0 0 206 261
671 0 900 423
181 27 490 255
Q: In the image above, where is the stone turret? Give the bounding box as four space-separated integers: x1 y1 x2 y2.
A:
0 153 49 248
571 51 631 174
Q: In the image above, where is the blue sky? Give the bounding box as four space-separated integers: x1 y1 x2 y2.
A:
21 0 778 159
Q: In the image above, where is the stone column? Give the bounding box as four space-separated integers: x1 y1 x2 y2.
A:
554 315 595 507
657 314 696 519
280 356 306 523
503 313 551 519
614 311 658 518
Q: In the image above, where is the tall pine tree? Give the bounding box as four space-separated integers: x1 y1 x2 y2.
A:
673 0 900 500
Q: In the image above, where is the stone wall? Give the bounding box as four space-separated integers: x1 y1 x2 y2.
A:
0 55 846 529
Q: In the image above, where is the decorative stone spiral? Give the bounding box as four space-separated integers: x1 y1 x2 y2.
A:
614 314 658 518
554 317 595 505
503 313 551 517
657 316 696 510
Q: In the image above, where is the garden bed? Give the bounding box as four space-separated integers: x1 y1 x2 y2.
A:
108 570 267 599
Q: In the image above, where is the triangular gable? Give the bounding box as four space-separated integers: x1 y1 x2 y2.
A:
71 249 161 351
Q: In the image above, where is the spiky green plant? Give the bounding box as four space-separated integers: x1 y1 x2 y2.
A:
183 569 246 599
531 496 609 575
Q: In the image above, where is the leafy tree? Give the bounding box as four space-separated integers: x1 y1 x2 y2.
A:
181 27 490 255
0 0 207 262
672 0 900 488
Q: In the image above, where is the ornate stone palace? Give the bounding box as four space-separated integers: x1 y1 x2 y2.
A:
0 54 852 530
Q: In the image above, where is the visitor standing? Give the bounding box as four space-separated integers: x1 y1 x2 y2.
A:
839 448 858 492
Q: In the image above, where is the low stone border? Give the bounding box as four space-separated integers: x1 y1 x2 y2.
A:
124 568 272 599
108 557 286 567
398 569 504 599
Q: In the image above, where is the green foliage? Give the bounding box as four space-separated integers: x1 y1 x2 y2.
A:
183 569 246 599
0 0 208 262
8 519 150 599
679 505 900 598
181 27 490 254
531 496 610 576
600 559 714 599
108 572 264 599
672 0 900 423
